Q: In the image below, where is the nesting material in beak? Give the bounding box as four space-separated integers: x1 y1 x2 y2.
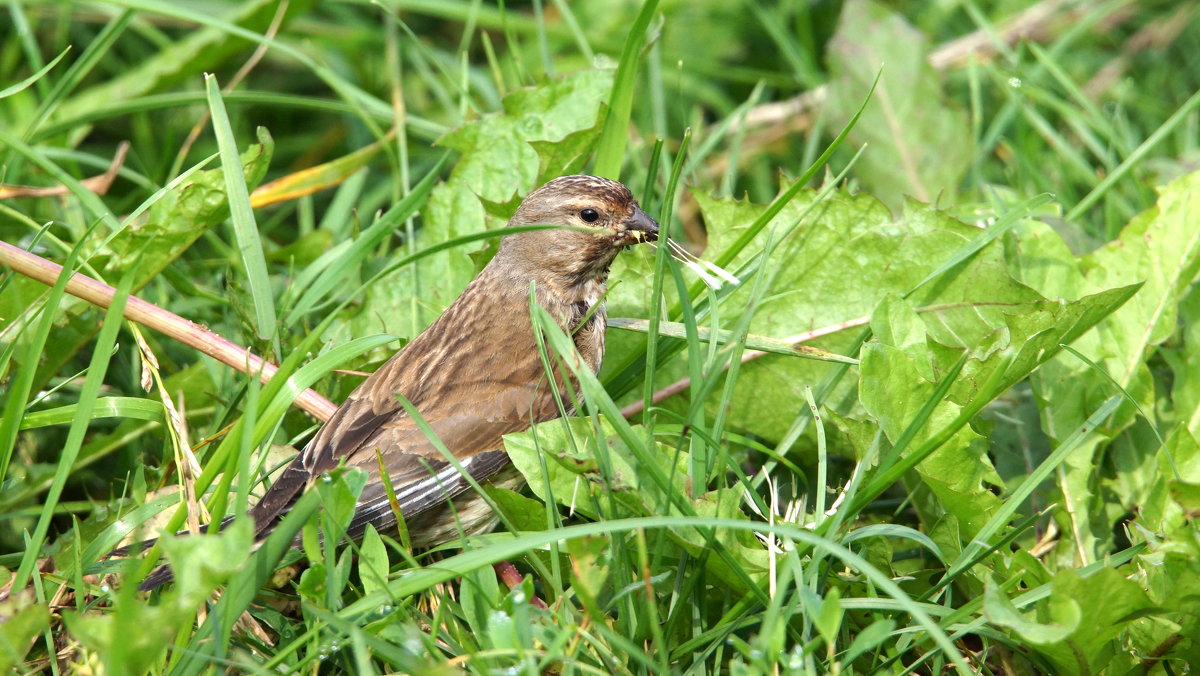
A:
624 207 659 243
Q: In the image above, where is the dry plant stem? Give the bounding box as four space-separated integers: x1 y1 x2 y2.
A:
621 315 872 419
173 0 290 167
0 239 338 421
622 299 1036 418
728 0 1129 135
1082 3 1195 99
0 142 130 199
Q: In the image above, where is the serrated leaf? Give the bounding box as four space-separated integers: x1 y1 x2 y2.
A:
1018 169 1200 559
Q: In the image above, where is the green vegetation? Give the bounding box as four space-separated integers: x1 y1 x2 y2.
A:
3 0 1200 673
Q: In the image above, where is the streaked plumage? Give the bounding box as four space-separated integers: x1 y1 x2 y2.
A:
137 175 657 590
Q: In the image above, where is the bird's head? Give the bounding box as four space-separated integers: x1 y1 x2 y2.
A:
498 175 658 284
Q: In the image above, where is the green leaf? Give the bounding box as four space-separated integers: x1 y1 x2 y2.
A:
813 587 843 646
207 77 276 342
566 535 610 615
9 255 135 590
284 153 446 323
683 187 1096 441
484 486 547 532
1136 425 1200 531
840 618 895 665
504 417 645 521
358 524 390 597
592 0 659 178
504 416 768 588
0 590 51 673
157 518 256 605
1020 168 1200 560
1029 568 1151 674
0 46 70 100
984 581 1078 645
460 564 501 639
824 0 972 208
18 396 161 430
860 285 1135 538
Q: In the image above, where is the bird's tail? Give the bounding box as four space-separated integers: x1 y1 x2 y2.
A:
106 513 243 591
114 500 299 591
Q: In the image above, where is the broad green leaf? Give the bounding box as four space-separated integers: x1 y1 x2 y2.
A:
565 535 610 614
861 286 1136 537
813 587 843 646
1130 551 1200 664
1017 169 1200 561
1135 425 1200 532
0 590 50 673
485 485 548 532
824 0 972 208
504 417 648 521
460 563 501 639
358 524 390 597
984 581 1078 645
860 340 1000 537
504 416 768 587
1030 568 1151 675
682 187 1063 440
1170 289 1200 436
157 518 256 605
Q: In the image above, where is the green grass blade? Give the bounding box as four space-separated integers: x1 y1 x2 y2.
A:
0 46 70 100
206 75 277 344
11 258 136 591
18 397 161 430
592 0 659 179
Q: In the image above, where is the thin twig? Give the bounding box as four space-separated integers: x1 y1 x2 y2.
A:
0 239 338 421
621 300 1033 418
173 0 291 168
620 315 872 419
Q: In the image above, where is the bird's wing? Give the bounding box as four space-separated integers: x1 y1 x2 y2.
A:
249 282 569 539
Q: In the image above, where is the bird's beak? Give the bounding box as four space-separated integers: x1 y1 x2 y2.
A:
624 206 659 243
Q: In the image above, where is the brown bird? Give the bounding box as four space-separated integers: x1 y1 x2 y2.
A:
137 175 658 590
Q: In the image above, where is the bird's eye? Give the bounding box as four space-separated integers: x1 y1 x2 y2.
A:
579 208 600 223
